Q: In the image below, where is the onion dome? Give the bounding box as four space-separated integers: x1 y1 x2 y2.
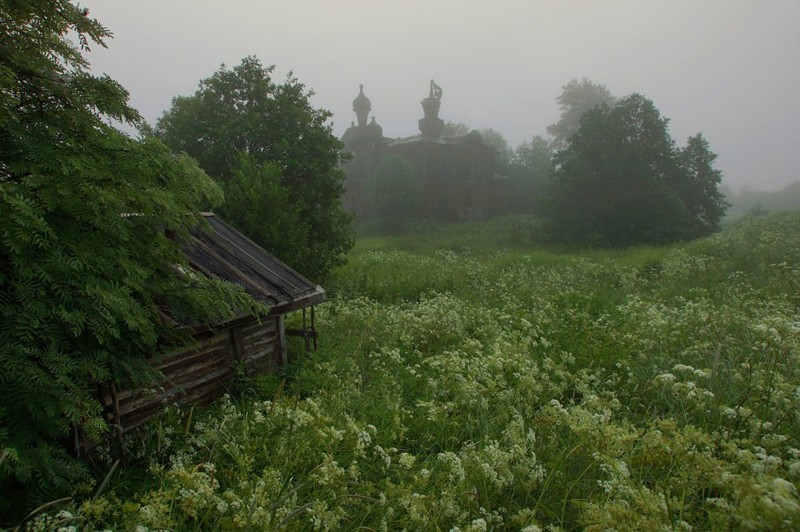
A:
352 84 371 127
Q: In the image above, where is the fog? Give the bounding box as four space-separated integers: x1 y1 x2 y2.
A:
85 0 799 192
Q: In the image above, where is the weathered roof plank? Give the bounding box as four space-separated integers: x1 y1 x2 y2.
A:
182 214 326 312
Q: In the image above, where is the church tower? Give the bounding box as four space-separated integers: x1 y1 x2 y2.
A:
418 79 444 139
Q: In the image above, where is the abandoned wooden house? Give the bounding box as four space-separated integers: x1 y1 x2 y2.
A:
78 213 326 455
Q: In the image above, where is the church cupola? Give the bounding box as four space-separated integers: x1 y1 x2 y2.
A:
419 79 444 139
352 84 371 127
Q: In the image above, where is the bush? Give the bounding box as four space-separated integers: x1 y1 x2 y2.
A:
0 2 255 520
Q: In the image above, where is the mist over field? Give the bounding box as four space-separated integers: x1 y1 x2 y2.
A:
85 0 800 193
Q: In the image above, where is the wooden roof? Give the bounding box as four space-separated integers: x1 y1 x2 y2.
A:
182 213 326 315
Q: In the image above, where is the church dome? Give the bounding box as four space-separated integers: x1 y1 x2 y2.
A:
352 84 371 127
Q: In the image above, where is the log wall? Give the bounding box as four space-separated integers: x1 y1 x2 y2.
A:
90 317 282 448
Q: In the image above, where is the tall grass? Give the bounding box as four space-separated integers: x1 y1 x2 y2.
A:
34 212 800 531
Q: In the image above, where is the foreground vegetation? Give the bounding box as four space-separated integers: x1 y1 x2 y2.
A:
26 212 799 530
0 2 262 515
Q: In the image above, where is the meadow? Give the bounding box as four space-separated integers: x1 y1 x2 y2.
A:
33 212 800 530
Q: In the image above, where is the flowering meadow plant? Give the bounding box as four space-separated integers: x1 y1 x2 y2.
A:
40 212 800 530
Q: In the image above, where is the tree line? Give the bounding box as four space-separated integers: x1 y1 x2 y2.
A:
366 77 728 245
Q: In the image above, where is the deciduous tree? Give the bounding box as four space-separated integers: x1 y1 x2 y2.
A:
156 57 354 280
442 121 471 136
477 128 513 166
547 77 616 150
547 94 726 246
513 135 554 177
442 122 512 165
677 133 729 235
216 154 306 258
0 1 254 517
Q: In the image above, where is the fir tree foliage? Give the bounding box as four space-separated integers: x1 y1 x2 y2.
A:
0 0 256 518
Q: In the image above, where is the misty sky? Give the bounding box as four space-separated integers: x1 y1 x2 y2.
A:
85 0 799 192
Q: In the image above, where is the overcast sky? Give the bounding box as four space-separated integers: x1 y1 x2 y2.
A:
85 0 799 192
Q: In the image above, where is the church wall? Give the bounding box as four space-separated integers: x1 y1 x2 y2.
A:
340 83 499 221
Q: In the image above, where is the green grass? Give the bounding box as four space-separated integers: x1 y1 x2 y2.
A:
34 211 800 531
